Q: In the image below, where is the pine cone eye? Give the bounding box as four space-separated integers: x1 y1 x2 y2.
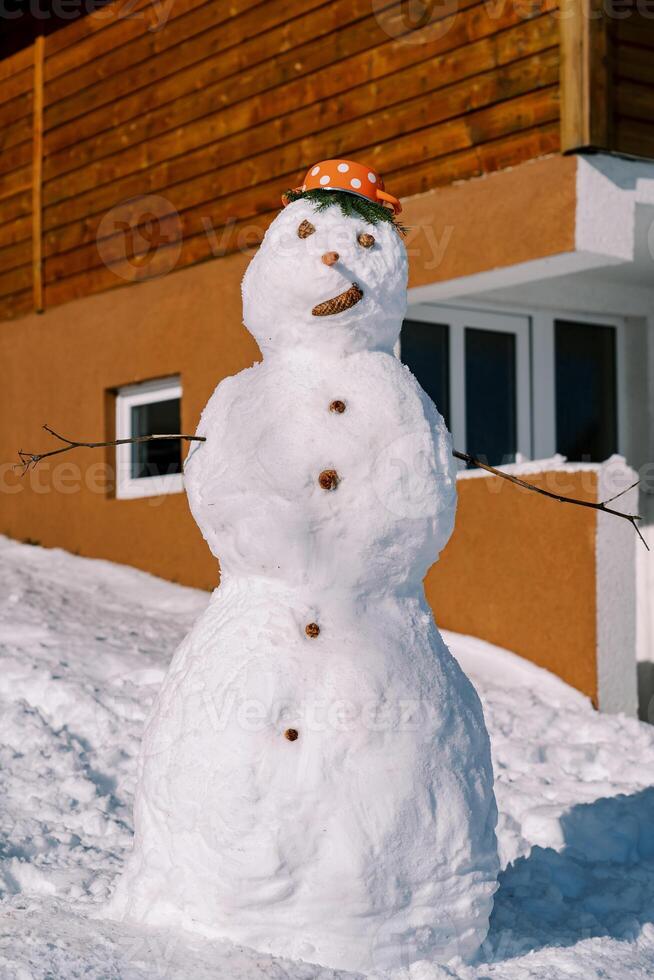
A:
358 233 375 248
298 220 316 239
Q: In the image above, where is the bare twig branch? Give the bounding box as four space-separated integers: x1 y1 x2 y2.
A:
599 478 641 506
16 424 207 474
453 450 647 550
16 426 647 549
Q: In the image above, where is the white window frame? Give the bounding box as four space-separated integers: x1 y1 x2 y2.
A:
404 303 532 463
404 301 626 464
115 377 184 500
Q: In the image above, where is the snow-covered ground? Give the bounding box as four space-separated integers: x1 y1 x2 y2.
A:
0 535 653 980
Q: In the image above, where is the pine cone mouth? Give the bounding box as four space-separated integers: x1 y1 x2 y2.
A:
312 283 363 317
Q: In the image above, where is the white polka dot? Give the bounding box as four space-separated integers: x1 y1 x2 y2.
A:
311 166 320 176
320 175 330 185
368 172 377 183
337 163 350 173
350 177 361 189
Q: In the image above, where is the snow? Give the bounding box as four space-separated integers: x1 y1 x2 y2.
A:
112 200 497 972
1 536 653 978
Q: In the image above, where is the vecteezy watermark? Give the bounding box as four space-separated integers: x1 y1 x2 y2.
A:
369 909 460 975
372 0 460 45
6 453 653 502
405 224 454 271
372 430 457 520
0 458 182 507
370 0 654 47
0 0 175 32
96 195 183 282
97 205 452 276
123 932 180 977
201 215 266 257
198 691 442 736
568 0 654 19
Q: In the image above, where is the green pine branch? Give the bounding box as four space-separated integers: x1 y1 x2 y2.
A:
284 188 407 234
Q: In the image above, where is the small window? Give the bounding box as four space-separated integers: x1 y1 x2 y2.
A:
555 320 617 462
400 319 450 427
115 377 183 499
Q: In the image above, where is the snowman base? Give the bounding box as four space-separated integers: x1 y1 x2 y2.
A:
109 577 498 974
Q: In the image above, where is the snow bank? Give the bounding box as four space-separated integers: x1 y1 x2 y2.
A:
1 538 654 978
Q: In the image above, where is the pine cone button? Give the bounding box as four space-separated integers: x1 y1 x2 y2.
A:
284 728 299 742
329 400 346 414
318 469 339 490
305 622 320 638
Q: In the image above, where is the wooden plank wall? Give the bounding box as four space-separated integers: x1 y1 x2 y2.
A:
559 0 612 150
0 45 35 321
561 0 654 158
0 0 561 320
611 4 654 159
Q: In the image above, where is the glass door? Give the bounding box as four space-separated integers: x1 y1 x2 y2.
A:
401 305 531 466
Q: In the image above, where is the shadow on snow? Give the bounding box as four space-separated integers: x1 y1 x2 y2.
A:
482 787 654 961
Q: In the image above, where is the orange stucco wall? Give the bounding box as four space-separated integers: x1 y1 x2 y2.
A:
403 153 577 288
1 155 596 696
428 471 598 703
1 250 255 589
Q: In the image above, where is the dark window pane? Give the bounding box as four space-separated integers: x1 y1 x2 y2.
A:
465 328 517 466
400 319 450 427
555 320 617 462
131 398 182 479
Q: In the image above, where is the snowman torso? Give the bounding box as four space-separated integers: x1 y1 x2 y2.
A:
184 350 456 592
112 198 498 972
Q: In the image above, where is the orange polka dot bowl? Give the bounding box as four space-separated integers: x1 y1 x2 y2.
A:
282 159 402 215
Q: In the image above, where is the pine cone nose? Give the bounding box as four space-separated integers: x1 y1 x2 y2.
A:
322 251 339 266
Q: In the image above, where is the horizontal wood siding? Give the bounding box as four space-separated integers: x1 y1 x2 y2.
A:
0 0 561 319
612 9 654 158
563 0 654 158
0 45 33 321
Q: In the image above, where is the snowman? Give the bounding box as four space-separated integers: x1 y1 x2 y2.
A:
109 160 499 973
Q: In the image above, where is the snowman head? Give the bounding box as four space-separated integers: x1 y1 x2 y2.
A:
242 193 408 357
